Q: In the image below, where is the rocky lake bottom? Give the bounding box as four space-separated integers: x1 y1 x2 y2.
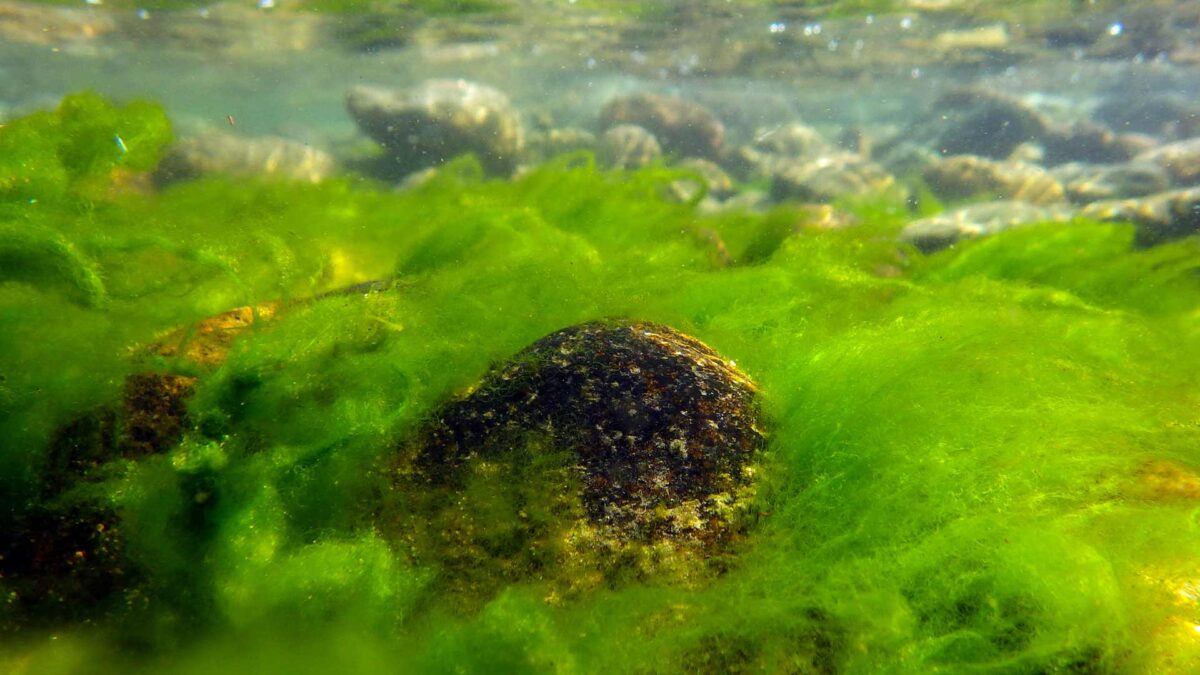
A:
3 1 1200 673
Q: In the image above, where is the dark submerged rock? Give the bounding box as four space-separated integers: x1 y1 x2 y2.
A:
411 319 765 544
0 502 140 630
1041 120 1147 166
0 373 193 629
908 87 1147 168
914 87 1049 160
1094 93 1199 138
345 79 524 177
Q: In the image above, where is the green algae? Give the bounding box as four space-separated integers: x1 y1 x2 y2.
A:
27 0 509 13
0 91 171 204
3 94 1200 674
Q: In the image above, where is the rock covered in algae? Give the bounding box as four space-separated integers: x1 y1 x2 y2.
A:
412 319 765 545
0 371 196 628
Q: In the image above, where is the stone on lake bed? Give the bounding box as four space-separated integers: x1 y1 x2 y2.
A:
405 319 765 545
668 157 735 203
600 124 662 170
752 122 832 161
1136 137 1200 186
770 154 895 203
912 87 1050 160
901 200 1075 253
599 92 726 160
155 131 336 184
1052 162 1172 203
1082 188 1200 245
924 155 1065 205
525 127 598 162
346 79 525 176
1041 120 1150 166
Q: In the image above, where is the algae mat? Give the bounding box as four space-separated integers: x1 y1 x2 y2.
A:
3 93 1200 673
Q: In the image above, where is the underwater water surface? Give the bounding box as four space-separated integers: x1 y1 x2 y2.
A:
2 1 1200 673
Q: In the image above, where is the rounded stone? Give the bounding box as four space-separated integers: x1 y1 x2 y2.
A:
411 319 765 543
599 92 725 160
600 124 662 170
924 155 1065 205
155 131 335 185
345 79 524 176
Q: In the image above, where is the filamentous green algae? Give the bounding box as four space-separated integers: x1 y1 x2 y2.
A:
3 93 1200 674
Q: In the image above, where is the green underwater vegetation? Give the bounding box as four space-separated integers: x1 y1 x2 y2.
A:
15 0 1130 20
3 92 1200 673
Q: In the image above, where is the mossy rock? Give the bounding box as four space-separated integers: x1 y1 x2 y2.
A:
383 319 766 605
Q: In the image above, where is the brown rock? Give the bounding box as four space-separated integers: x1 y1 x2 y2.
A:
752 122 831 160
1130 460 1200 502
122 373 197 458
156 132 335 185
1081 188 1200 245
669 157 735 203
901 200 1075 253
914 87 1049 160
924 155 1065 205
1052 162 1171 203
407 319 765 544
599 92 725 159
346 79 525 177
1136 137 1200 186
1042 120 1146 166
601 124 662 169
771 154 895 203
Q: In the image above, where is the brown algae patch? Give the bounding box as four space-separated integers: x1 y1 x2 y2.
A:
382 319 767 602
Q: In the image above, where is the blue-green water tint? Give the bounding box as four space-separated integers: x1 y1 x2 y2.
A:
1 91 1200 673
